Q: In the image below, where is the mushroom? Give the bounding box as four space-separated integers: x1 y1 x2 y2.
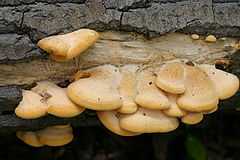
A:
37 29 99 61
205 35 217 43
155 62 185 94
163 93 187 117
67 65 122 110
191 34 200 40
135 70 170 110
181 112 203 125
177 65 219 112
15 90 48 119
118 65 138 114
119 107 179 133
32 81 85 118
97 111 140 136
199 64 239 100
16 131 44 147
37 125 73 147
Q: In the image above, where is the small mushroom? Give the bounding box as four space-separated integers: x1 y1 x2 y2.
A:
37 125 73 147
15 90 48 119
199 64 239 100
97 111 140 136
205 35 217 43
135 70 170 110
177 65 219 112
16 131 44 147
37 29 99 61
191 34 200 40
163 93 187 117
119 107 179 133
32 81 85 118
67 65 122 110
181 112 203 125
118 65 138 114
155 62 185 94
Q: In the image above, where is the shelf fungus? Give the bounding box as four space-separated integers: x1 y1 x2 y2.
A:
67 65 122 111
97 111 141 136
16 125 73 147
37 29 99 61
15 81 84 119
12 30 240 138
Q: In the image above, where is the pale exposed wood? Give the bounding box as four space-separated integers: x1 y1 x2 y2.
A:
0 32 238 86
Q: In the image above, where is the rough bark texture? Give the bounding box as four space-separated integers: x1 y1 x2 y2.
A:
0 0 240 132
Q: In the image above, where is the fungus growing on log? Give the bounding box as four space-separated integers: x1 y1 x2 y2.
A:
119 107 179 133
67 65 122 110
15 90 48 119
135 70 170 110
181 112 204 125
177 65 219 112
97 111 140 136
155 62 185 94
32 81 85 118
16 125 74 147
37 29 99 61
118 65 138 114
199 64 239 100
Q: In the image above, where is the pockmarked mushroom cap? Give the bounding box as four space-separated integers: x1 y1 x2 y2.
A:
199 64 239 100
118 65 138 114
67 65 122 110
177 65 219 112
15 90 48 119
181 112 203 125
97 111 140 136
163 93 187 117
16 131 44 147
135 70 170 110
37 29 99 61
37 125 73 147
155 62 185 94
119 107 179 133
32 81 85 118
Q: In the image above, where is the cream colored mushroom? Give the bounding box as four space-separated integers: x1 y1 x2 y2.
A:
118 65 138 114
119 107 179 133
32 81 85 118
205 35 217 43
163 93 187 117
191 34 200 40
199 64 239 100
37 125 73 147
37 29 99 61
181 112 203 125
155 62 185 94
177 65 219 112
15 90 48 119
135 70 170 110
16 131 44 147
67 65 122 110
97 111 140 136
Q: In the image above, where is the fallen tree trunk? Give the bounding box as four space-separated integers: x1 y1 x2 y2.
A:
0 0 240 132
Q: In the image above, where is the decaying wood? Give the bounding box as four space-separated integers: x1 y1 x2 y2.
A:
0 32 238 86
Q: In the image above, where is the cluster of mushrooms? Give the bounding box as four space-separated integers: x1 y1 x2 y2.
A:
15 29 240 147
